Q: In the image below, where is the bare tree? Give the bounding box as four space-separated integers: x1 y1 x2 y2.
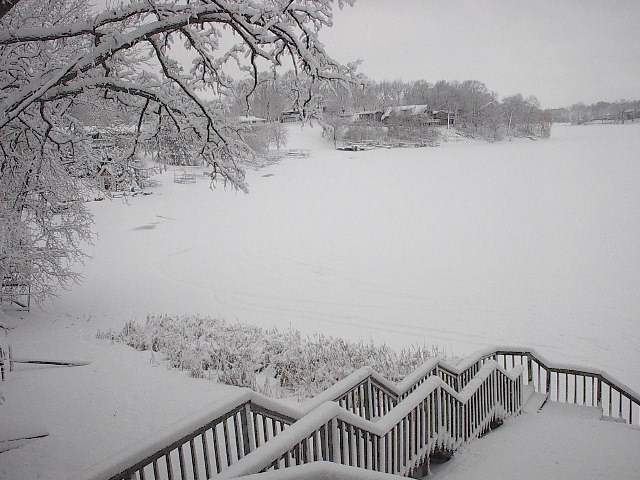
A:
377 80 405 110
319 114 348 148
231 72 290 122
479 100 503 140
611 99 629 124
459 80 491 131
569 102 590 124
402 79 431 106
268 122 289 150
502 94 526 138
0 0 358 303
524 96 541 131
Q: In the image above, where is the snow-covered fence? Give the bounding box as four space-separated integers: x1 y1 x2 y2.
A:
217 361 522 479
72 355 523 480
470 348 640 426
326 357 488 421
238 462 401 480
285 149 309 158
0 345 89 379
72 346 639 480
0 269 31 311
330 361 439 420
173 168 197 184
71 392 299 480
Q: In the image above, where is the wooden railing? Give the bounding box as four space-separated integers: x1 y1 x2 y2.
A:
468 347 640 426
217 360 522 479
230 462 402 480
71 346 638 480
71 392 301 480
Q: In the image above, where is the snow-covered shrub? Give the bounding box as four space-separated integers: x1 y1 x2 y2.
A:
386 124 437 142
344 125 388 143
97 314 441 399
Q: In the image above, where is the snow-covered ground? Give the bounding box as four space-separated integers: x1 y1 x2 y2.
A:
1 122 639 479
432 395 640 479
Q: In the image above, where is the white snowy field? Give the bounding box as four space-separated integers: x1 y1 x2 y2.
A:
1 122 640 479
46 122 640 378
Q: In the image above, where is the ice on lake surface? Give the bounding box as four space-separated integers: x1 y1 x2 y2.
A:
3 122 639 480
44 122 640 392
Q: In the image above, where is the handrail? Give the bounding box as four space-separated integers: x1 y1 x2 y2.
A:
468 346 640 425
238 461 401 480
71 345 637 480
217 360 523 479
71 390 309 480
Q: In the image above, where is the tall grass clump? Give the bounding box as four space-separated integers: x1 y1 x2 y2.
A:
97 314 442 399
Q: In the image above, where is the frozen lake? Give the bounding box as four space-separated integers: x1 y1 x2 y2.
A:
48 122 640 391
5 122 639 480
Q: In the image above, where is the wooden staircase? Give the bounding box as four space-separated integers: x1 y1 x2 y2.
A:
71 347 640 480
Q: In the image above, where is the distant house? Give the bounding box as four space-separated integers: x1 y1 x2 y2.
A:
354 110 383 123
336 110 383 124
381 105 438 126
280 110 301 123
236 115 267 125
623 109 639 122
86 124 143 149
97 164 116 191
432 110 456 126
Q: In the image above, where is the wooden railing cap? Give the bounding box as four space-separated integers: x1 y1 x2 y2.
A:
238 461 404 480
69 390 253 480
219 362 525 479
70 345 637 480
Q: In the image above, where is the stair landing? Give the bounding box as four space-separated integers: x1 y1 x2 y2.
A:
429 395 640 479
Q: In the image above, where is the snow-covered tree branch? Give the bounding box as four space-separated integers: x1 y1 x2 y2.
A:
0 0 358 303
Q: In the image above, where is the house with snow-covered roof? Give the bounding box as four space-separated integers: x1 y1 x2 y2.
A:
280 110 301 123
381 104 439 126
353 110 383 123
96 164 118 191
432 109 456 126
236 115 267 125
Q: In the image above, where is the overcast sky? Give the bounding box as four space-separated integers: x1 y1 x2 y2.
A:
319 0 640 108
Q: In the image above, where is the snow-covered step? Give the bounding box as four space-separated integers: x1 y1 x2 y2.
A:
523 391 548 413
522 382 536 406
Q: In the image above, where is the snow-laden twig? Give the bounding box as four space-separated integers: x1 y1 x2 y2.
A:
0 0 361 302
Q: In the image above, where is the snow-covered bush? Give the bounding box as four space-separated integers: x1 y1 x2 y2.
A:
344 125 388 143
97 315 441 399
386 124 438 142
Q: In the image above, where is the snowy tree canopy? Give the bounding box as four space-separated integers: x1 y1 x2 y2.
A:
0 0 359 302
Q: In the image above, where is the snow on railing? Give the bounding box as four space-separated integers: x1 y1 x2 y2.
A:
70 354 512 480
217 361 523 479
238 461 401 480
470 347 640 426
71 346 637 480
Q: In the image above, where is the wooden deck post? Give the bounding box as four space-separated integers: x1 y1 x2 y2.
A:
597 377 602 408
330 418 341 464
364 378 372 420
242 404 256 454
380 432 387 473
545 369 551 398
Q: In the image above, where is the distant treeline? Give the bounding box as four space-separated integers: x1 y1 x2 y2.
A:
230 72 550 140
549 100 640 125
